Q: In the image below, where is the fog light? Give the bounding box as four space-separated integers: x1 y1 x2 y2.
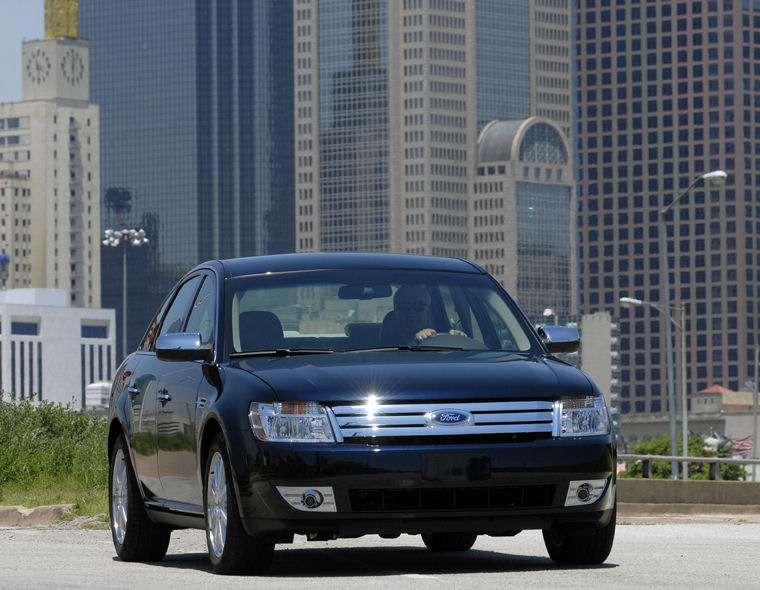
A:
564 479 608 507
275 486 337 512
301 489 324 509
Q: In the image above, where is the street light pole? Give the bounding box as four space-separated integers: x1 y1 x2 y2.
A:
103 228 148 360
658 170 727 479
620 297 687 478
658 209 678 478
754 346 759 481
680 305 688 479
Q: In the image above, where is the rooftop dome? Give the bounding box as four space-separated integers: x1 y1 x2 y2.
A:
477 118 568 165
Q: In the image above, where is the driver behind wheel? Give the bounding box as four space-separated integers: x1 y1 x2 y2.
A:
382 284 466 344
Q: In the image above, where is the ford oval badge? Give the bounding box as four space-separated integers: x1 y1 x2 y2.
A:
427 409 474 427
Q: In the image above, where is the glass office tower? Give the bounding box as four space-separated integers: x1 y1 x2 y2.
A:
476 0 530 127
79 1 293 359
575 1 758 419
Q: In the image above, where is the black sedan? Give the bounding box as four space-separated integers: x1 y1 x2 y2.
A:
107 252 616 574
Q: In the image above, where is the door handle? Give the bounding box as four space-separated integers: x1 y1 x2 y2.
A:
127 386 141 397
157 390 172 403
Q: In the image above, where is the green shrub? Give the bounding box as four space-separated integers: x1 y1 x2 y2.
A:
0 390 108 490
620 432 747 480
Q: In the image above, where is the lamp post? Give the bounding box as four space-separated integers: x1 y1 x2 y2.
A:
621 297 687 479
754 347 759 481
103 228 148 360
543 308 558 325
656 169 727 479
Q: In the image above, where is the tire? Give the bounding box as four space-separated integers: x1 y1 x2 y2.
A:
109 433 171 562
421 532 478 552
542 506 616 566
204 433 274 575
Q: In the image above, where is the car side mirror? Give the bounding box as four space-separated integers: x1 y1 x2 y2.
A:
156 332 214 362
537 325 580 354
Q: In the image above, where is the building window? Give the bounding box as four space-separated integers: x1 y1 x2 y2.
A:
81 324 108 338
11 321 39 336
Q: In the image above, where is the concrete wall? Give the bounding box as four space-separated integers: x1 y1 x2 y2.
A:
618 479 760 505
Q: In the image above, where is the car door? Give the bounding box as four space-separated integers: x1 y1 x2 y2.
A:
133 274 203 504
155 274 216 507
127 293 174 499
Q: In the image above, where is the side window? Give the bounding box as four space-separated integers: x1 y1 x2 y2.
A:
138 295 172 351
185 276 216 345
157 275 203 338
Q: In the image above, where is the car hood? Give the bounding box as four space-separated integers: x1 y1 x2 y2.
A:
229 350 596 403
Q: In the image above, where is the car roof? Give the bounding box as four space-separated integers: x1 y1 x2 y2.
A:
192 252 485 278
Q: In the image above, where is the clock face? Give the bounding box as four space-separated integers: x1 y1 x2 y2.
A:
61 48 85 86
25 47 51 84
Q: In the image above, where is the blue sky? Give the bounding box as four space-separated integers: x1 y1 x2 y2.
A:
0 0 44 103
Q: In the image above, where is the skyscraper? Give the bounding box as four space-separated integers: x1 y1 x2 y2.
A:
79 0 294 358
0 7 101 307
474 117 574 319
294 1 574 320
476 0 573 137
574 1 756 430
295 0 475 258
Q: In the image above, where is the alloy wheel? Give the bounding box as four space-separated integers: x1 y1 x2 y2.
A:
111 448 129 545
206 451 228 558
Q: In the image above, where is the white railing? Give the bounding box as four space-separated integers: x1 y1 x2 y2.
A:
619 453 760 480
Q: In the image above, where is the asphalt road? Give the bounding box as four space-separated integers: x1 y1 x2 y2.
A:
1 520 759 589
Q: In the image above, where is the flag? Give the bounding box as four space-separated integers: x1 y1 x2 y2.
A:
732 436 753 455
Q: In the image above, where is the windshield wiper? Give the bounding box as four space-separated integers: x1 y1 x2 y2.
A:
344 345 464 352
230 348 334 358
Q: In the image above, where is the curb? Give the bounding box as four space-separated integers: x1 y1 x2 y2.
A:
618 502 760 516
618 502 760 523
0 504 74 527
3 502 759 528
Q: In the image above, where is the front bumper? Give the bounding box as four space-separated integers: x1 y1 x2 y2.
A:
225 429 616 539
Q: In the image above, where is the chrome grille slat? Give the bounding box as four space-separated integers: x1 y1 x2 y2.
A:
471 411 552 424
330 401 556 439
332 401 553 416
337 415 427 427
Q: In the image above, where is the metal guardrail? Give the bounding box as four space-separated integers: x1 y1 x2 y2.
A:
618 453 760 480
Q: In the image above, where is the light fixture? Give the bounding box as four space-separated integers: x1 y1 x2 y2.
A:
103 228 149 359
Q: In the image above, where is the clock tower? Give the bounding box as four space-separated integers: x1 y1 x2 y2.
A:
22 39 89 102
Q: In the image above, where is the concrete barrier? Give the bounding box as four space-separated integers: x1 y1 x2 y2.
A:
0 504 74 527
618 478 760 505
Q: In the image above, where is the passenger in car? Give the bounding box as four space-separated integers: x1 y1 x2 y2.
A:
380 284 465 344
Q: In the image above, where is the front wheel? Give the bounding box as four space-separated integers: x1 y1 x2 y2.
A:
204 433 274 575
542 506 616 565
109 433 171 561
421 532 478 552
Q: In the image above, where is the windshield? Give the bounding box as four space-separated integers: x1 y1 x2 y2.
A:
225 269 539 356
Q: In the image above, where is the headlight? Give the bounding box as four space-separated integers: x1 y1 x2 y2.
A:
559 396 609 437
249 402 336 443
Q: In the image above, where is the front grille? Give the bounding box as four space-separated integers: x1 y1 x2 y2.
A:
331 400 556 442
348 485 556 512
